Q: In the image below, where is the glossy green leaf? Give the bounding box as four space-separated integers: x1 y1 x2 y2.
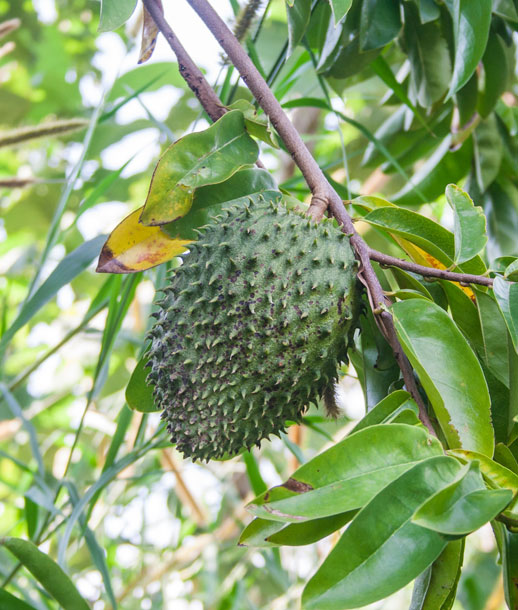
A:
493 276 518 354
391 299 494 456
448 449 518 520
440 280 484 354
409 540 464 610
301 456 462 610
446 184 487 264
99 0 137 32
476 289 510 386
359 0 401 51
329 0 353 24
286 0 311 55
495 443 518 474
126 356 159 412
0 590 38 610
505 259 518 281
140 110 259 226
350 390 413 432
445 0 492 98
363 205 486 275
0 235 106 355
239 512 353 548
413 461 512 535
247 424 443 523
503 528 518 609
1 537 90 610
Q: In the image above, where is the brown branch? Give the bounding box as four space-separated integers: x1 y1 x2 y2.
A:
369 249 494 287
146 0 435 432
141 0 226 122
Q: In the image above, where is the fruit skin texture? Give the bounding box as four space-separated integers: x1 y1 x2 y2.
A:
146 199 361 461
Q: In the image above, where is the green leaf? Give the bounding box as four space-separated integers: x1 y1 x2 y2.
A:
360 0 401 51
226 100 278 148
391 136 473 206
329 0 353 24
239 512 353 547
403 3 452 106
247 424 443 522
0 590 38 610
1 537 90 610
493 276 518 354
446 184 487 264
505 259 518 281
502 528 518 609
350 390 414 433
473 115 503 191
140 111 259 226
413 461 512 535
445 0 492 98
391 299 494 456
415 0 441 23
286 0 311 55
479 32 509 118
0 235 106 356
99 0 137 32
363 205 486 275
448 449 518 520
476 289 510 387
126 356 159 412
301 456 462 610
409 540 464 610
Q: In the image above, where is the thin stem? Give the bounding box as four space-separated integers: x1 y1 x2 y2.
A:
368 249 494 287
141 0 225 122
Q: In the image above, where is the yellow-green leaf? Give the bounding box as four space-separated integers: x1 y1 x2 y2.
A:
96 207 190 274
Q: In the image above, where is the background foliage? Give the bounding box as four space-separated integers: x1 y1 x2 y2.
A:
1 0 518 608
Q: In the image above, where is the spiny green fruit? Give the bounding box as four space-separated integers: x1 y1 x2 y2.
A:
146 199 361 461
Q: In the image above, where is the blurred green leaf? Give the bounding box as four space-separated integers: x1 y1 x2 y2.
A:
1 537 90 610
286 0 311 55
494 276 518 354
0 589 38 610
445 0 492 98
99 0 137 32
329 0 353 24
360 0 401 51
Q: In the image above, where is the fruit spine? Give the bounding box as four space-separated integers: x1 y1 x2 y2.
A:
146 198 361 461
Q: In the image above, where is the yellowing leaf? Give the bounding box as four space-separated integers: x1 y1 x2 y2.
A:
138 0 162 64
96 207 190 273
396 238 475 300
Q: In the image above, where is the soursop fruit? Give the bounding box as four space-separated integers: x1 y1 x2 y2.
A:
146 198 361 461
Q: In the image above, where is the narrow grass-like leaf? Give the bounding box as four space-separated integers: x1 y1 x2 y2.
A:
391 300 494 456
0 589 38 610
0 235 106 354
1 537 90 610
